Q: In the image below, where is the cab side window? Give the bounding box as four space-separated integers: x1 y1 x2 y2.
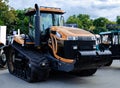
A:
29 15 35 40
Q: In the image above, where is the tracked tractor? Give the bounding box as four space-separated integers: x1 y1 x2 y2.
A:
5 4 111 82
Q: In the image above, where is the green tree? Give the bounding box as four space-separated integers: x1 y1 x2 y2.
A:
66 14 92 30
77 14 92 30
0 0 16 32
106 21 117 30
15 9 29 33
93 27 107 34
66 15 82 28
93 17 109 27
116 16 120 24
93 17 110 33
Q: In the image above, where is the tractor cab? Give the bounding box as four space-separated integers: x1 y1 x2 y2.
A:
13 6 65 47
25 6 65 45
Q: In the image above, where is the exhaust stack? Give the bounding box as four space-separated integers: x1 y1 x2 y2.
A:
34 4 41 47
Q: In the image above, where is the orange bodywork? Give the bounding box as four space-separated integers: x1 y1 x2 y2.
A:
40 7 65 13
48 26 95 63
49 34 75 63
25 6 65 15
50 26 95 40
14 36 34 45
14 35 74 63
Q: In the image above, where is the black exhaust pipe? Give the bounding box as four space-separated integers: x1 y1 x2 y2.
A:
34 4 41 47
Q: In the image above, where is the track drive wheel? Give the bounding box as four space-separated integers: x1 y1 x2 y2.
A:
72 69 97 76
7 49 15 74
0 52 7 67
26 61 50 82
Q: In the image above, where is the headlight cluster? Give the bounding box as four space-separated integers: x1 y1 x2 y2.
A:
67 36 78 40
91 36 96 40
93 45 96 49
67 36 96 41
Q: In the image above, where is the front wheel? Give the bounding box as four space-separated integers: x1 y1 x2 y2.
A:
72 69 97 76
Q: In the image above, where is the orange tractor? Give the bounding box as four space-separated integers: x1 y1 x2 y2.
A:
5 4 111 82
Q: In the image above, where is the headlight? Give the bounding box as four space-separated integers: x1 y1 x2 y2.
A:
56 32 62 38
91 36 96 40
73 45 78 50
93 45 96 49
67 36 78 40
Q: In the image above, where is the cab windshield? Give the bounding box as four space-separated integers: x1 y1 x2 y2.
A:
40 13 63 31
29 13 63 40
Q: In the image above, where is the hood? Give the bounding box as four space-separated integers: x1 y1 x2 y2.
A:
50 26 94 37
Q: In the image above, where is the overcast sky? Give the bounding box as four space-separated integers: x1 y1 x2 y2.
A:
8 0 120 21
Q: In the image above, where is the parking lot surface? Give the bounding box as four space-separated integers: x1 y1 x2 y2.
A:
0 60 120 88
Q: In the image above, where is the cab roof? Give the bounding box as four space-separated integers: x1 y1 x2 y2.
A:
25 6 65 16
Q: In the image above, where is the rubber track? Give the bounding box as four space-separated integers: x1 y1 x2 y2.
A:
11 44 46 82
12 44 44 61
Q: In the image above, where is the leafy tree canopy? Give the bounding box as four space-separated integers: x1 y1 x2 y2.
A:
66 14 92 31
93 17 109 27
0 0 16 32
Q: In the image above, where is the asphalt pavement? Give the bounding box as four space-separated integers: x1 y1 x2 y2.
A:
0 60 120 88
